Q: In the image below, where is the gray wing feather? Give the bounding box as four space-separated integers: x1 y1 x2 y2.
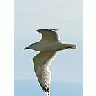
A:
33 51 57 95
36 29 60 42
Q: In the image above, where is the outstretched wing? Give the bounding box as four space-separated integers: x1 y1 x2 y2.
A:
33 51 57 95
36 29 60 42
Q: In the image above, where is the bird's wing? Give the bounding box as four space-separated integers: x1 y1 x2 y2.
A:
36 29 60 42
33 51 57 95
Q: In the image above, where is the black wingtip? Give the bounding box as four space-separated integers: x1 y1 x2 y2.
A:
42 86 49 93
40 84 50 95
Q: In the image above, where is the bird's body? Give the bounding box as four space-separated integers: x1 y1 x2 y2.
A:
29 42 60 51
28 42 61 51
26 41 76 51
24 29 76 96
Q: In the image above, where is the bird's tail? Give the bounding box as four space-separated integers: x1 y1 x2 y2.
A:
62 44 76 49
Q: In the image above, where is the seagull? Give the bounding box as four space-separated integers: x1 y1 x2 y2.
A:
24 29 76 96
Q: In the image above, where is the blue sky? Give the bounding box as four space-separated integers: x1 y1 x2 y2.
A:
14 0 83 96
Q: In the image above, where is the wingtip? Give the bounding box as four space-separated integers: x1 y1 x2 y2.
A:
40 84 50 95
47 93 50 96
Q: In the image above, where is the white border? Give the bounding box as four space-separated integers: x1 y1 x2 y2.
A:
0 0 14 96
83 0 96 96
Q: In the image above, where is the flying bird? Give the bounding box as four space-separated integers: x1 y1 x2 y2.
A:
24 29 76 96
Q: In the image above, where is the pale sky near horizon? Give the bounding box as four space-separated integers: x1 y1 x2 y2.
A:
14 0 83 95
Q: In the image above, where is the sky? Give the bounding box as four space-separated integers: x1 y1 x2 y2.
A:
14 0 83 96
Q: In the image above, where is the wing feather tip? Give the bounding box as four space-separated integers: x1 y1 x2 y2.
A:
40 84 50 95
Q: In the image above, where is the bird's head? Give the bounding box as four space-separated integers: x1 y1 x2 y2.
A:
24 44 33 50
24 46 31 50
24 42 38 50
